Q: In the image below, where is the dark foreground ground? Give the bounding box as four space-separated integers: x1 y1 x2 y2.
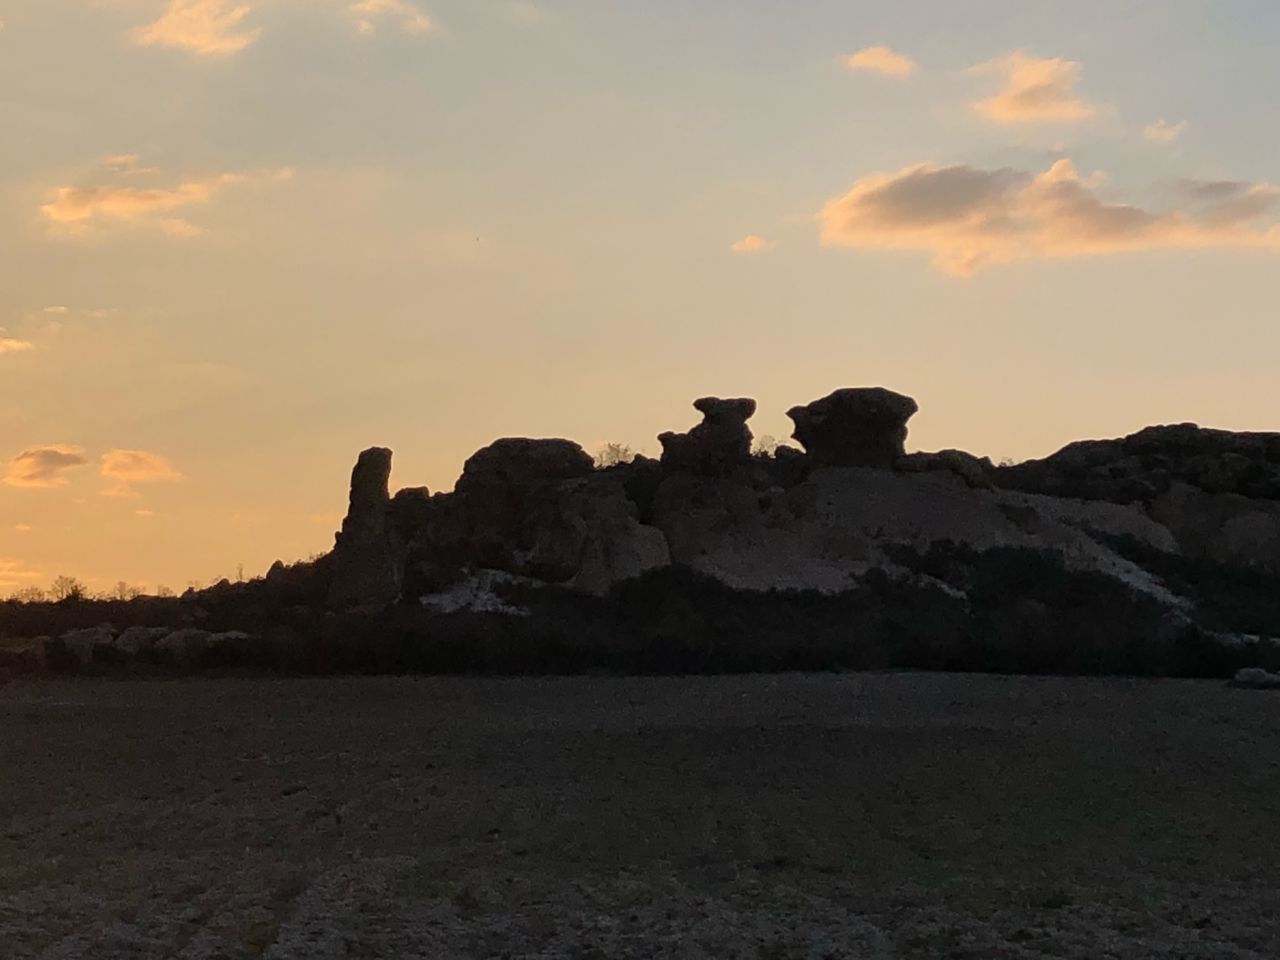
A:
2 674 1278 959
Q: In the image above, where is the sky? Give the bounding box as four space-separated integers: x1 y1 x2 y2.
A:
2 0 1279 593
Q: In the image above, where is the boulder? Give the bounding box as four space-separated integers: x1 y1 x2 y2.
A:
1230 667 1280 689
456 438 594 494
658 397 757 475
787 387 919 468
115 626 171 656
59 625 117 666
452 439 596 568
1150 483 1280 574
327 447 399 610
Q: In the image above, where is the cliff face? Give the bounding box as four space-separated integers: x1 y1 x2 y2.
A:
320 387 1280 618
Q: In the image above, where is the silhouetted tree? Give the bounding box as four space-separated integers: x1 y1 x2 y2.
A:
8 586 46 603
595 442 636 467
49 575 88 603
752 434 780 456
109 581 144 601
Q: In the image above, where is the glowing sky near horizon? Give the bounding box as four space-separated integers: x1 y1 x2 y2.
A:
2 0 1279 592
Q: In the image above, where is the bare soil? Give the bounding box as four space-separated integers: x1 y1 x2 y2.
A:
2 673 1278 958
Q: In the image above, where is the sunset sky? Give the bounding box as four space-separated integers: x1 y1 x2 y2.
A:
2 0 1279 592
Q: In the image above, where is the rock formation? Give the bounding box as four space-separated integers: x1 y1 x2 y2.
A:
304 386 1278 626
996 423 1280 503
327 446 399 610
659 397 757 474
787 387 918 468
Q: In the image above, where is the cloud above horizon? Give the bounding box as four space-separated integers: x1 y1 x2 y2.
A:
971 52 1097 124
1144 118 1188 143
844 45 916 78
348 0 432 35
0 559 43 592
100 449 183 497
0 337 35 354
4 445 90 488
730 234 772 253
819 158 1280 275
133 0 261 55
41 162 291 236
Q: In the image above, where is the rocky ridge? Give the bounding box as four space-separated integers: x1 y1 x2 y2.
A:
315 386 1277 615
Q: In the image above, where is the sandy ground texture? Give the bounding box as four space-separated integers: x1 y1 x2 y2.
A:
2 673 1279 959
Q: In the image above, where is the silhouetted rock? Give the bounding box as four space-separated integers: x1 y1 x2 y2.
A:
518 477 670 593
328 447 399 610
658 397 756 474
1151 483 1280 574
451 438 595 569
787 387 918 468
996 424 1280 503
897 449 994 488
59 625 116 666
457 438 594 494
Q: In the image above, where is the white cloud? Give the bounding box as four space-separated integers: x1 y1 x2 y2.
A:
133 0 261 55
843 45 916 78
971 51 1098 124
819 158 1280 275
1144 118 1188 143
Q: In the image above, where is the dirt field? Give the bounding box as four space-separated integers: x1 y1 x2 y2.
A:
2 673 1278 958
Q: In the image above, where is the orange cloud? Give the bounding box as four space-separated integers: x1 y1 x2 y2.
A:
819 158 1280 275
0 337 34 354
844 45 916 78
4 445 89 488
41 163 290 237
972 51 1097 124
101 449 183 498
0 559 43 591
730 234 772 253
133 0 261 56
349 0 432 35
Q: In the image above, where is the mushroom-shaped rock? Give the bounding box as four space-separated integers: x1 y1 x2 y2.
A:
787 387 918 468
327 446 399 610
658 397 757 474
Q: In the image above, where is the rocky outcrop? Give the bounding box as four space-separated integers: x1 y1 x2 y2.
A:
896 449 994 489
516 477 670 593
327 447 400 610
450 438 595 569
658 397 756 474
288 388 1275 618
787 388 918 468
1151 483 1280 575
997 423 1280 504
